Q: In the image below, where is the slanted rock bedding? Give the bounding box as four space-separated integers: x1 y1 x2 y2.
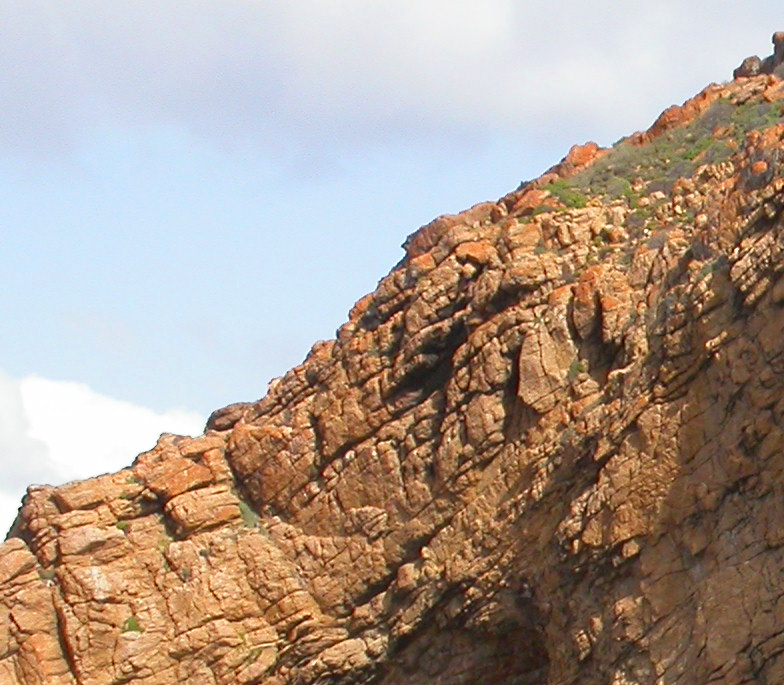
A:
4 45 784 685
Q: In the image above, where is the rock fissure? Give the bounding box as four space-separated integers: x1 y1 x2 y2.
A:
7 39 784 685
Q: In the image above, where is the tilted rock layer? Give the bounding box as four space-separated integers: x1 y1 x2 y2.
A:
5 66 784 685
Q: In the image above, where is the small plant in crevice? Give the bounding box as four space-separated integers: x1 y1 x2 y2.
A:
238 499 260 529
38 568 56 582
245 647 263 665
697 261 716 281
122 616 144 634
567 359 589 382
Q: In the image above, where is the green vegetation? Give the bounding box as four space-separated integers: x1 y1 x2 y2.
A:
531 204 557 217
245 647 263 665
238 499 260 529
697 261 715 281
548 97 783 203
542 179 588 208
567 359 588 381
116 521 130 533
38 568 56 582
122 616 143 633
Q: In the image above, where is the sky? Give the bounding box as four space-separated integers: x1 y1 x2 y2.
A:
1 1 782 533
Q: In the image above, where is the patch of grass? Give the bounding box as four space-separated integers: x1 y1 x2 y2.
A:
697 261 715 281
558 98 782 200
531 204 557 217
543 179 588 208
116 521 130 533
701 140 736 165
238 500 260 529
38 568 56 582
682 135 714 161
122 616 143 633
567 359 588 381
627 211 651 234
605 176 636 202
730 99 783 132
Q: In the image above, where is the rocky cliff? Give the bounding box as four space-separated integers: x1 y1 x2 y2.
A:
4 50 784 685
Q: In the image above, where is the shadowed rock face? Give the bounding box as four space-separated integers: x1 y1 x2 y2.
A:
734 31 784 78
5 68 784 685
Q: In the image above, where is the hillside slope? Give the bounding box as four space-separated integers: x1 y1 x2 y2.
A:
3 54 784 685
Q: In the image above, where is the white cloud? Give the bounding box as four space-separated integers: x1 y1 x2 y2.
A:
0 371 204 536
0 371 57 493
0 1 780 157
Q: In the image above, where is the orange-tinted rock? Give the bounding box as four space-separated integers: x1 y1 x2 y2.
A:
453 239 499 266
510 188 549 215
544 142 608 180
8 48 784 685
630 84 723 147
562 141 600 169
402 201 495 259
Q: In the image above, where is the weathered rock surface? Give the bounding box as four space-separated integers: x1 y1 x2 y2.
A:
734 31 784 78
5 52 784 685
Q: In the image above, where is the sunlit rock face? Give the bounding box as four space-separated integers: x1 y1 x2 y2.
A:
5 53 784 685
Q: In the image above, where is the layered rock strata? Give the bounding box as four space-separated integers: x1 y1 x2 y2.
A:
4 69 784 685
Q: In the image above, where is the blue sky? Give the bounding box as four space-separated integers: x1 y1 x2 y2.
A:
1 1 781 530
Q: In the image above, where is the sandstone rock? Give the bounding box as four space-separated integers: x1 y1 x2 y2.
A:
735 31 784 79
734 55 762 79
7 41 784 685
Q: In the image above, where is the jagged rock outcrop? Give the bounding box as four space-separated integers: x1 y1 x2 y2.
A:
5 54 784 685
734 31 784 78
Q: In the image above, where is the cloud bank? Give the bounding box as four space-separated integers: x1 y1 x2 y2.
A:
1 1 779 158
0 370 203 534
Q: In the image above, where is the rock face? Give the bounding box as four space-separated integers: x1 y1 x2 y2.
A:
5 60 784 685
734 31 784 78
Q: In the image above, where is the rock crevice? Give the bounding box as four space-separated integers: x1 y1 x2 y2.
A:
5 47 784 685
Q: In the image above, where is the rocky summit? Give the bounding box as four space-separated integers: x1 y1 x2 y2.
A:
5 40 784 685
